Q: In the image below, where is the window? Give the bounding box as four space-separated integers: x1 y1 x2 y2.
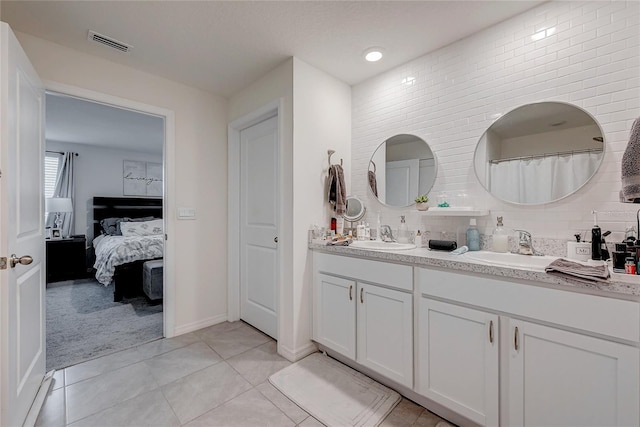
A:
44 153 61 198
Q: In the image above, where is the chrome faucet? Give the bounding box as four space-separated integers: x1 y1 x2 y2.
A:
513 229 543 256
379 225 395 242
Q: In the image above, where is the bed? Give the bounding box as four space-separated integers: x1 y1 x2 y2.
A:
92 197 163 301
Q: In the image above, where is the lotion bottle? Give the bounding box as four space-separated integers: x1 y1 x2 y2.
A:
466 218 480 251
397 216 409 243
415 230 422 248
492 216 509 253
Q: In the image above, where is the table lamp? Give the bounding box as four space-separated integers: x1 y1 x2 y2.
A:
45 197 73 238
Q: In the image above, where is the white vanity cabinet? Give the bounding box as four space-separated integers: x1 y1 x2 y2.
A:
313 253 413 388
418 299 499 426
315 273 356 359
507 318 639 427
418 267 640 427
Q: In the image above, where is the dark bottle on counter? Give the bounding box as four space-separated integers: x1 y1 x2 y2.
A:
591 225 602 260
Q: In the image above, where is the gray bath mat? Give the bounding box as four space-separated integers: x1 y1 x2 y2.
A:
269 352 400 426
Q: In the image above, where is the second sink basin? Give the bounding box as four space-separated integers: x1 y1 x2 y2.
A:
462 251 558 270
350 240 416 251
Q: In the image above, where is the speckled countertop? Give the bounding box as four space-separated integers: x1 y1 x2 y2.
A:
309 241 640 299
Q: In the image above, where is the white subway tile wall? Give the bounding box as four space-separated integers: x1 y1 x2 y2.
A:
352 0 640 243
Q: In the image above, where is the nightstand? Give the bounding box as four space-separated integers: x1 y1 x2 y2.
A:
46 236 87 283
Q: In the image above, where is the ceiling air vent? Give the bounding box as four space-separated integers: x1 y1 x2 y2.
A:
87 30 132 53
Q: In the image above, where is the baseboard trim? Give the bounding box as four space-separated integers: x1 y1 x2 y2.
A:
172 313 228 336
278 341 318 362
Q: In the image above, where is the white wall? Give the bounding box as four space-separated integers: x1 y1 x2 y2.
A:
228 57 351 360
229 59 296 357
46 141 162 242
17 31 229 334
352 0 640 243
292 57 351 357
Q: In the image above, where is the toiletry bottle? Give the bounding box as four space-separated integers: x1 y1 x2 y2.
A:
357 221 365 241
625 257 636 274
591 226 602 260
591 211 602 260
397 216 409 243
466 218 480 251
415 230 422 248
365 223 371 240
492 216 509 253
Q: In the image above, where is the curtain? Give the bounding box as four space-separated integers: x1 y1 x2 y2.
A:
490 152 600 204
46 152 75 236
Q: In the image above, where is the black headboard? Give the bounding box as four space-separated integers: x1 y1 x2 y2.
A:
92 197 163 239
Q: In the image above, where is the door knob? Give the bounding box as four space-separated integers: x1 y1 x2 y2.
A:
10 254 33 268
274 237 278 243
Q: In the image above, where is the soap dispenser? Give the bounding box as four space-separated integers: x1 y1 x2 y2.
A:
397 216 409 243
492 216 509 253
466 218 480 251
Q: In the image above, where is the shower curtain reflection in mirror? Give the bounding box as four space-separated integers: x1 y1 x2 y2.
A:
489 152 601 204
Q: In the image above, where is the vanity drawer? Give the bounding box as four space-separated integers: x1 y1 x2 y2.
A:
315 253 412 291
418 267 640 343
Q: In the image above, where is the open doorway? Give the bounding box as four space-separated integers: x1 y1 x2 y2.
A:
44 91 167 370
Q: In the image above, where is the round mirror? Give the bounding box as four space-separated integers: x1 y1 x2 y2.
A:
474 102 605 205
368 134 437 207
343 195 366 222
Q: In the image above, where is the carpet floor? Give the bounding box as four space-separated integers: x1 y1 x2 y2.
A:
46 278 163 371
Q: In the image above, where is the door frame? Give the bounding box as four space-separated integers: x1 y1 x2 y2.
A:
227 99 283 333
44 81 177 337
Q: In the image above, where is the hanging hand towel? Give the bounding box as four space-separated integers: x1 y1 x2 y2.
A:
327 164 347 216
621 117 640 203
368 170 378 197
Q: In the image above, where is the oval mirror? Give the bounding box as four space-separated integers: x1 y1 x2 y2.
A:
343 195 366 222
474 102 605 205
368 134 437 207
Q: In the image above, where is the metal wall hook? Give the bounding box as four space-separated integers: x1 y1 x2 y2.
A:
328 149 342 167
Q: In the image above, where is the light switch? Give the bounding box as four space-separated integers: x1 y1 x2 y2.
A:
177 207 196 220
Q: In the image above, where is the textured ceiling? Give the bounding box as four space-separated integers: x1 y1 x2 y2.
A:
3 1 545 98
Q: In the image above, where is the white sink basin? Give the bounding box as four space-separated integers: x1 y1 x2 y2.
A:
350 240 416 251
462 251 558 270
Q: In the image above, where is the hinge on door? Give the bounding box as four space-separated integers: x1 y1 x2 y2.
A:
0 257 6 270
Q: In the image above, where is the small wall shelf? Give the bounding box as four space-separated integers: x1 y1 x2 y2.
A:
419 207 489 217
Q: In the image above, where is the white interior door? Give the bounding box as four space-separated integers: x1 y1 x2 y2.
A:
0 23 46 427
386 159 419 206
240 115 279 339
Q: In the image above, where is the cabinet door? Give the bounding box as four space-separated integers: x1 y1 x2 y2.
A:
507 319 640 427
315 273 356 359
418 298 499 426
357 283 412 388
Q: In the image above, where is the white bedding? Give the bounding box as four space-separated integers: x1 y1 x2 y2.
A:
93 234 164 285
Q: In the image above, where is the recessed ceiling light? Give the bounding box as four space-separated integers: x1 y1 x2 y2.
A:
363 47 384 62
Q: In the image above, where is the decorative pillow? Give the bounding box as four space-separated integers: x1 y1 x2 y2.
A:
100 217 124 235
120 219 163 237
115 216 156 235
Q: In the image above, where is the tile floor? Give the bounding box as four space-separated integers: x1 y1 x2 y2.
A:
37 321 453 426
